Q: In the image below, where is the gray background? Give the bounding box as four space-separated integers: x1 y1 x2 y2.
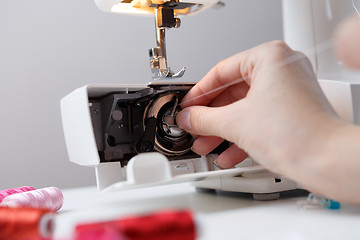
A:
0 0 283 189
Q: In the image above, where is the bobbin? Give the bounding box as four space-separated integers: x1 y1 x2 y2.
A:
144 92 194 156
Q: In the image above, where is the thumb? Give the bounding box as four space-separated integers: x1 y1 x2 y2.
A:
176 105 230 138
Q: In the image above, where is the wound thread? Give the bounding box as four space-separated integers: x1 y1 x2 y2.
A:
0 207 54 240
0 186 35 203
75 210 196 240
0 187 63 212
353 0 360 16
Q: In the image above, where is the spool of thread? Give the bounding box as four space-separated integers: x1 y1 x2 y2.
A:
0 206 55 240
75 227 125 240
0 186 35 203
75 210 196 240
0 187 63 211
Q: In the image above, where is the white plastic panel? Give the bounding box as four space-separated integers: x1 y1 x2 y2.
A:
319 79 353 123
60 84 148 166
219 174 298 194
60 85 100 166
127 153 172 184
351 84 360 124
319 79 360 124
283 0 360 80
96 162 125 191
101 160 266 193
282 0 317 71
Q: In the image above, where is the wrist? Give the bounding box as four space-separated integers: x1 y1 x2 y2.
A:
279 112 344 183
285 114 353 197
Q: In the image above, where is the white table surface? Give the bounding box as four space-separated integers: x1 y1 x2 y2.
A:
54 183 360 240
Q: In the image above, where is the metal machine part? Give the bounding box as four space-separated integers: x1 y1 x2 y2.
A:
94 0 225 80
149 3 188 80
148 1 223 80
146 93 193 155
89 83 197 165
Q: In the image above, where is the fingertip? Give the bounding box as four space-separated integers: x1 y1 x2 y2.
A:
191 142 206 155
335 17 360 69
176 110 191 131
192 136 224 155
178 105 227 138
215 146 248 169
215 157 237 169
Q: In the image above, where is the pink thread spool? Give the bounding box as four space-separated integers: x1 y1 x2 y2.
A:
0 187 63 211
0 186 35 203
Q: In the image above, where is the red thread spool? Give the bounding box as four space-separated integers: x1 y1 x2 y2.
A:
75 210 196 240
0 207 54 240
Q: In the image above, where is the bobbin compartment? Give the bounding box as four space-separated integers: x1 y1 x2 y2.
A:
61 83 227 190
61 83 298 194
88 83 199 165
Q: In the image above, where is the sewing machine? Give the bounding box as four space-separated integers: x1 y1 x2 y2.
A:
284 0 360 124
60 0 360 200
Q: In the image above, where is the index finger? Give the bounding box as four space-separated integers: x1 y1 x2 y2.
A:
181 50 253 108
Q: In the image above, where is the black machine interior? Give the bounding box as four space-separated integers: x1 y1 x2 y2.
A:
89 83 198 165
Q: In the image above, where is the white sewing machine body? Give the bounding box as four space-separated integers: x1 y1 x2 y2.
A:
60 0 360 199
61 0 300 200
284 0 360 124
60 83 299 200
60 79 360 199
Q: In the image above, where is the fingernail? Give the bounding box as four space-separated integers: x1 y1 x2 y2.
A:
176 110 191 131
213 159 233 170
213 160 226 170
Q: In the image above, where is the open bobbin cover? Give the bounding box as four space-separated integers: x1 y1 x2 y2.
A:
61 83 298 195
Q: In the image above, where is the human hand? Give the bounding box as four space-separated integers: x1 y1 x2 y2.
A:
176 41 341 176
335 16 360 69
